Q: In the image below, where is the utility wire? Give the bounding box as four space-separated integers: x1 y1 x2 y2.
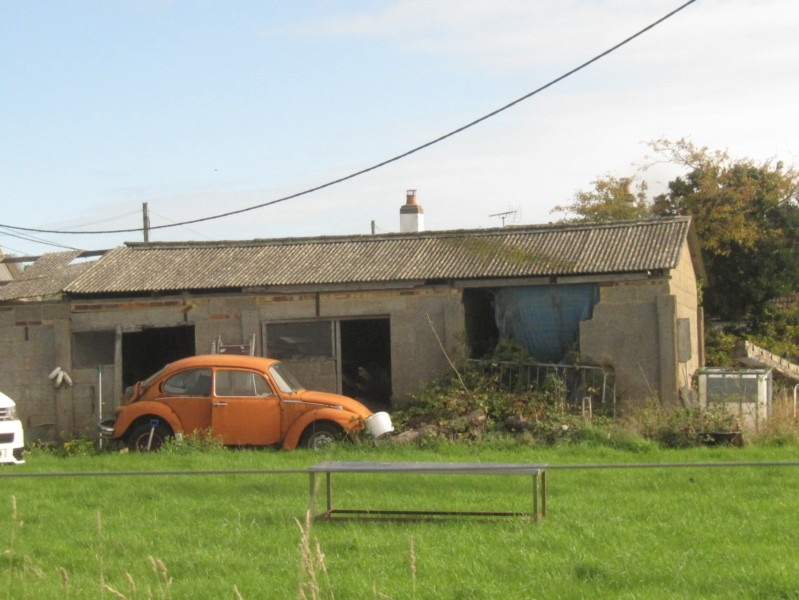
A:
57 208 141 231
0 209 138 253
0 227 81 251
0 242 29 256
0 0 697 237
147 208 216 241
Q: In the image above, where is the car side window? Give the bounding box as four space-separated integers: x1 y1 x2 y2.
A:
163 368 212 396
215 370 273 397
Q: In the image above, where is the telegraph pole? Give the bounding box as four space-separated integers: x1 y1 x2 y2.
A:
142 202 150 243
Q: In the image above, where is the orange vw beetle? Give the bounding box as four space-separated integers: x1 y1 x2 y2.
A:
101 354 394 451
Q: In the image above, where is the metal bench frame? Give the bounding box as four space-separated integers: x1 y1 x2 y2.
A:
308 461 547 522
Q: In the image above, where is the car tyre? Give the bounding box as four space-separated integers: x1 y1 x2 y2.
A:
127 421 171 452
299 422 344 449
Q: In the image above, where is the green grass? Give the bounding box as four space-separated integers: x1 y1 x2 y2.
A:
3 442 799 599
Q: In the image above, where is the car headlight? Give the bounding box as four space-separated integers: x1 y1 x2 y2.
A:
6 406 17 420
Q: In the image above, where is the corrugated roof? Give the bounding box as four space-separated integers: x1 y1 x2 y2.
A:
0 251 95 301
62 218 694 295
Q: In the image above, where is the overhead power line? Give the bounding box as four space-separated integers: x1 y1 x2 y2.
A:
0 0 697 237
147 208 216 241
56 208 141 231
0 227 81 251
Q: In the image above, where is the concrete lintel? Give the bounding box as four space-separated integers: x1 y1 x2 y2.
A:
455 272 658 289
243 281 428 294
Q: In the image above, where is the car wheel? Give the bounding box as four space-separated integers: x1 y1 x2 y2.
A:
127 421 171 452
299 422 344 449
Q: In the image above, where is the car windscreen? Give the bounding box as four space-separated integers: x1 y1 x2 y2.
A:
269 363 305 394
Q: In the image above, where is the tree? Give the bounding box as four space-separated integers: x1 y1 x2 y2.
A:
551 175 650 222
648 138 799 321
553 138 799 322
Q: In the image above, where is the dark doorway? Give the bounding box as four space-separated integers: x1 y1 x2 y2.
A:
122 326 195 388
340 318 392 412
463 288 499 358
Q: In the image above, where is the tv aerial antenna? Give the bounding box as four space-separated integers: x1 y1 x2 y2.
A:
489 206 520 226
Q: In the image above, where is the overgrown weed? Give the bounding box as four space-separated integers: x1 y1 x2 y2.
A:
160 428 225 454
622 401 744 448
747 397 799 446
391 357 799 449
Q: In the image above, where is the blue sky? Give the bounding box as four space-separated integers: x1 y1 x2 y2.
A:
2 0 798 256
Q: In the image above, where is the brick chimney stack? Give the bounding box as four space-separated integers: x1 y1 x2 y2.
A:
400 189 424 233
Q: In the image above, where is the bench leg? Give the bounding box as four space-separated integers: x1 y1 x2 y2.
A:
309 472 317 519
326 472 333 514
541 471 546 519
532 472 546 521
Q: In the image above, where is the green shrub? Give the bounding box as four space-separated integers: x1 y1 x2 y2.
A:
625 403 743 448
704 327 740 368
161 428 226 454
394 355 792 449
61 437 101 457
705 305 799 372
393 360 625 447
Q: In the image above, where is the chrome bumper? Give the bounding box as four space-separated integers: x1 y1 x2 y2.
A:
98 420 116 439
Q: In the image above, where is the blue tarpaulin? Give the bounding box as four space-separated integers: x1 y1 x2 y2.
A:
494 284 599 363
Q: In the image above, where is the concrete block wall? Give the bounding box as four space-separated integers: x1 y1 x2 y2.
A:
385 289 465 405
71 298 189 332
668 242 703 377
69 365 114 436
256 286 465 406
580 282 663 406
0 304 64 436
197 296 258 353
579 244 702 409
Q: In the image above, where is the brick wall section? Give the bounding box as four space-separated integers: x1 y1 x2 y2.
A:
257 287 464 406
0 303 61 436
580 279 668 406
669 241 703 384
580 238 701 408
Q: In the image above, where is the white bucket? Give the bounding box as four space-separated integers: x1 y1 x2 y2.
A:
366 411 394 438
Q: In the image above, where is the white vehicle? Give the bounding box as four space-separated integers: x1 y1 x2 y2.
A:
0 391 24 464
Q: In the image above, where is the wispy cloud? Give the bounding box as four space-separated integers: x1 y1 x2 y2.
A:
296 1 694 69
296 0 796 77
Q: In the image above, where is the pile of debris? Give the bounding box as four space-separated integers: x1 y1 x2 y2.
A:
390 408 489 444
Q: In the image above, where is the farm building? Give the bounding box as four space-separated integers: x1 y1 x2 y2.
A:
0 213 704 440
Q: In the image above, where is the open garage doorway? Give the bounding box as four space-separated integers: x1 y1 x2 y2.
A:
122 326 195 389
340 318 392 412
463 288 499 358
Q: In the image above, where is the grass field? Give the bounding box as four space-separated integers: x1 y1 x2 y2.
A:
2 441 798 599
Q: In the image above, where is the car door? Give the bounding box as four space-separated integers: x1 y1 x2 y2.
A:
210 368 281 445
158 368 213 435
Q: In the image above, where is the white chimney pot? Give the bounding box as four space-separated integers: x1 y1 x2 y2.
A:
400 189 424 233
